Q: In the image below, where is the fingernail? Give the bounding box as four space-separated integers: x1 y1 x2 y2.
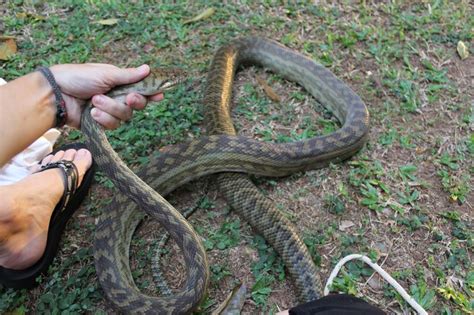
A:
91 108 100 118
93 95 104 105
137 64 148 74
133 95 141 104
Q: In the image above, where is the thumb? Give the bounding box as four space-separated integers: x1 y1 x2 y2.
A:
111 64 150 85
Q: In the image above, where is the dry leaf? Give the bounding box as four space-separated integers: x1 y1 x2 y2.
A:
16 12 28 19
16 12 45 21
183 8 215 25
339 220 355 231
0 37 17 60
143 43 154 53
30 14 46 21
367 276 383 290
93 18 119 26
256 75 281 103
457 41 469 60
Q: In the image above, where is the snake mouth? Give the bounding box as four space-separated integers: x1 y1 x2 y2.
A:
160 80 176 91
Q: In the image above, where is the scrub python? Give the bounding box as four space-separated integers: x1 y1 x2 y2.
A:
80 37 369 314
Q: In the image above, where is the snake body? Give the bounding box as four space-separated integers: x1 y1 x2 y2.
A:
203 37 325 302
81 37 369 314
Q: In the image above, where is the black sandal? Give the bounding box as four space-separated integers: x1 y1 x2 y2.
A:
0 143 95 289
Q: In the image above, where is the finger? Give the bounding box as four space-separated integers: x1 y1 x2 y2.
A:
90 108 122 130
92 94 133 122
110 64 150 86
62 94 84 129
148 93 164 102
125 93 148 110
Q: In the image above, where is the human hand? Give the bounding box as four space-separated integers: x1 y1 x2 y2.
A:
50 63 164 129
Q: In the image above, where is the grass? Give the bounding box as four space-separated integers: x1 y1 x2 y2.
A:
1 1 473 314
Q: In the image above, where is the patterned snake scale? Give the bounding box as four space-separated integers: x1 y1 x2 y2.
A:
80 37 369 314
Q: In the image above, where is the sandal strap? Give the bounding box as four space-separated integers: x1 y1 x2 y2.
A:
37 160 79 217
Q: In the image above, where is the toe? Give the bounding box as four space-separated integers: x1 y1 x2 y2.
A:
31 150 63 173
33 147 92 185
40 152 57 167
50 150 66 164
62 149 77 162
72 149 93 185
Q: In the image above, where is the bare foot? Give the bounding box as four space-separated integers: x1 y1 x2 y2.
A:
0 148 92 270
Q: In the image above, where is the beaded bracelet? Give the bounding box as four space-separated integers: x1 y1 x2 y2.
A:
37 67 67 127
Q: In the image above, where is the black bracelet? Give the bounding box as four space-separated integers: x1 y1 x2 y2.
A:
37 67 67 127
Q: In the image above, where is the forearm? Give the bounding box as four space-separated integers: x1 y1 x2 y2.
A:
0 63 156 167
0 71 56 167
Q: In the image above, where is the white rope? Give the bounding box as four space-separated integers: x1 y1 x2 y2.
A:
324 254 428 315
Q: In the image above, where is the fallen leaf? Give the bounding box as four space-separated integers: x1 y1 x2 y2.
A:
183 8 215 25
15 12 28 19
30 14 46 21
16 12 45 21
143 43 154 53
0 37 17 60
339 220 355 231
457 41 469 60
367 275 383 290
373 242 388 254
93 18 119 26
256 75 281 103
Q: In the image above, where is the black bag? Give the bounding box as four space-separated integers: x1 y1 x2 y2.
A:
289 294 386 315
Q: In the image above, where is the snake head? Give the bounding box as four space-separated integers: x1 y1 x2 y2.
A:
108 67 187 99
147 67 187 94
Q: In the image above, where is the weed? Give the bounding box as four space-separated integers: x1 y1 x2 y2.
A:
324 193 346 215
396 214 428 231
398 164 418 182
210 264 232 284
203 218 241 251
438 285 473 314
330 273 358 295
439 210 461 222
360 182 385 212
249 235 286 308
410 281 437 311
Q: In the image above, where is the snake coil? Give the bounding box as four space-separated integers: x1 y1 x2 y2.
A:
81 37 369 314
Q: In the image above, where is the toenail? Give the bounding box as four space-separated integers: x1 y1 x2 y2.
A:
41 154 54 165
77 149 88 157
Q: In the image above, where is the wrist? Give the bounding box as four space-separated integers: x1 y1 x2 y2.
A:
49 65 64 87
37 67 67 127
49 65 82 128
33 71 57 128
